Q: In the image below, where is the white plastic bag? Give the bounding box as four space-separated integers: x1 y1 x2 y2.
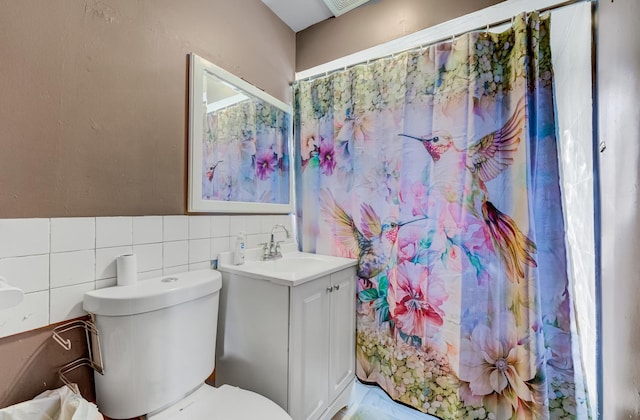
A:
0 385 103 420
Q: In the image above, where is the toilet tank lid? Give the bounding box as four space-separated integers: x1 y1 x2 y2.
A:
83 270 222 316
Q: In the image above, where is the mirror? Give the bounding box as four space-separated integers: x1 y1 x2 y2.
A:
188 53 294 213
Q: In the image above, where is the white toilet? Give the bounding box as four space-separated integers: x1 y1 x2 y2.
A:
83 270 292 420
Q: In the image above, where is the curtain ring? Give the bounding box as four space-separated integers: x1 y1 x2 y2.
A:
485 24 490 35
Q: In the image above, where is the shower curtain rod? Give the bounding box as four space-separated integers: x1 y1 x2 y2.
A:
294 0 593 83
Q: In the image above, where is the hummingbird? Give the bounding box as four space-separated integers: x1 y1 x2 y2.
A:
320 189 425 281
206 160 224 181
399 97 537 282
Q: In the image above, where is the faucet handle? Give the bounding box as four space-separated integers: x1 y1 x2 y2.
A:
275 241 284 257
258 242 270 260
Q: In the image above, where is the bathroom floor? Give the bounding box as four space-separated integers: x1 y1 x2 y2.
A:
332 380 438 420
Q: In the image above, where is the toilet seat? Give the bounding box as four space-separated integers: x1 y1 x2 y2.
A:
148 383 292 420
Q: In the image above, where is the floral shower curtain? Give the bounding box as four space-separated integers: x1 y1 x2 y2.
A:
295 13 590 420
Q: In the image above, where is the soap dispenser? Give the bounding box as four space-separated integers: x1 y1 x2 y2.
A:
233 231 246 265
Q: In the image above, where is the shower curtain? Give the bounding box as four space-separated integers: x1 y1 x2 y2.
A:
201 100 290 204
295 12 590 420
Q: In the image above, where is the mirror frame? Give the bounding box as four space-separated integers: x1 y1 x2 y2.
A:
188 53 294 214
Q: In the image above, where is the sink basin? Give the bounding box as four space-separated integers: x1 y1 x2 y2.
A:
260 257 327 273
217 244 356 286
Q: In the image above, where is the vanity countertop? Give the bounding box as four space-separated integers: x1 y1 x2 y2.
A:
217 243 356 287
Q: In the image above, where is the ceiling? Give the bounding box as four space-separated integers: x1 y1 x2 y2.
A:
260 0 334 32
261 0 333 32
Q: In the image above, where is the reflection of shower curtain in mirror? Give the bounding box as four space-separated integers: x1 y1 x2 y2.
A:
202 101 290 204
295 13 590 419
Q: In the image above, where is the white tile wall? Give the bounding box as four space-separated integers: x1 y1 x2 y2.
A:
247 233 264 249
188 239 210 264
211 237 229 261
138 269 163 281
50 250 95 288
0 290 49 338
163 216 188 241
189 216 211 240
95 217 133 248
133 216 163 245
0 218 49 258
189 261 211 271
50 217 95 252
50 282 95 324
96 277 117 290
0 254 49 293
260 215 276 235
0 214 296 338
163 264 189 276
246 215 262 235
163 241 188 268
133 243 163 273
211 216 230 237
229 216 247 238
95 246 133 280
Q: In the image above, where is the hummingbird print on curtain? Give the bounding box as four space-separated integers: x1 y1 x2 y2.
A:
295 12 591 420
201 101 290 204
320 189 426 281
399 97 538 283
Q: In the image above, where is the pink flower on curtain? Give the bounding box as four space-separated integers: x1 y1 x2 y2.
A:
458 314 541 418
256 148 277 180
391 261 447 339
397 226 422 263
319 138 336 175
405 181 430 217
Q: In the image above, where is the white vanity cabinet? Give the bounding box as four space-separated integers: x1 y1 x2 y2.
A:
289 267 356 420
215 257 356 420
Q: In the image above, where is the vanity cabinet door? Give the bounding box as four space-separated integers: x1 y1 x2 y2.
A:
328 267 356 402
289 275 331 420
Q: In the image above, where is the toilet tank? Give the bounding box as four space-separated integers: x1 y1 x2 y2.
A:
83 270 222 420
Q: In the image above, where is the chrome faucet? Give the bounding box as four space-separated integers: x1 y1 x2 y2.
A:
260 224 291 260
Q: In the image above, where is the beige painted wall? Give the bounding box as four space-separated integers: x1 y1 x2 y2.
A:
0 0 294 218
296 0 503 71
0 0 507 218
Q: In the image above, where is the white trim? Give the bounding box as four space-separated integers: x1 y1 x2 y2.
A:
295 0 584 80
206 93 249 113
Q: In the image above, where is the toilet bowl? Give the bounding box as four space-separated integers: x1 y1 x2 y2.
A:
83 270 291 420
